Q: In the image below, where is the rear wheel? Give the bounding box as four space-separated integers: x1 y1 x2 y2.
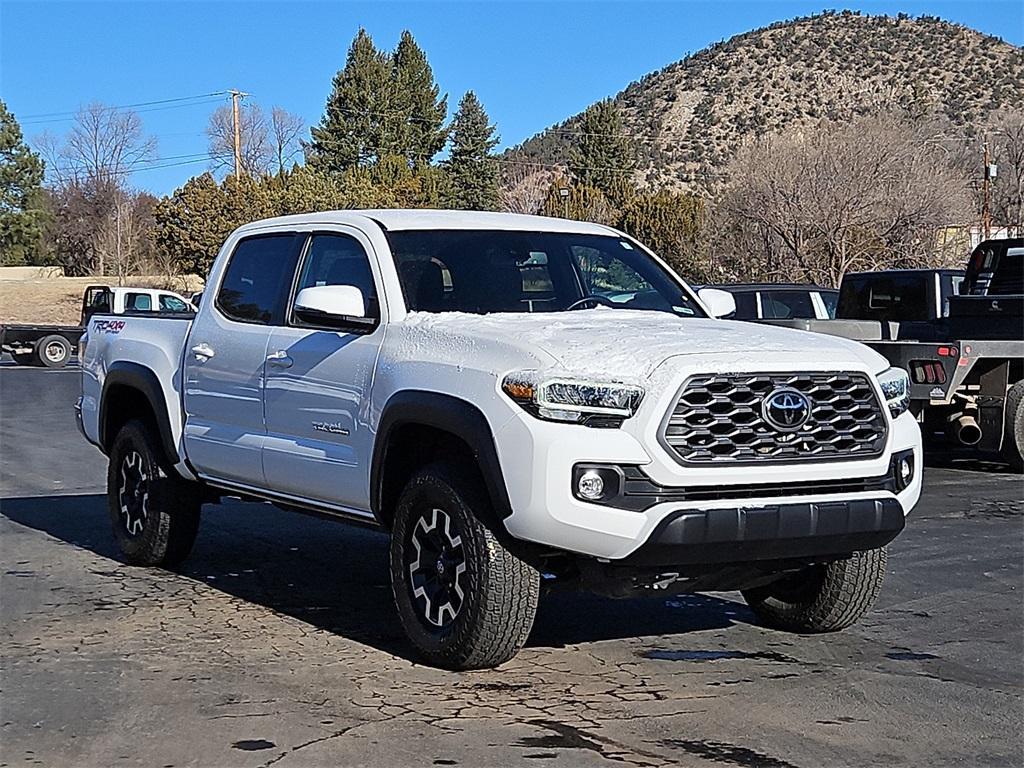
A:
107 419 201 566
11 351 35 366
742 548 887 632
389 463 540 670
35 335 72 368
1001 380 1024 473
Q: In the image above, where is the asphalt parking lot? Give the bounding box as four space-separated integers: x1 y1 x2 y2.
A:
1 362 1021 767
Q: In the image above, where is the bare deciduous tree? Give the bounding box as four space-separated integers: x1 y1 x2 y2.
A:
95 192 158 285
498 161 554 214
34 104 158 277
206 102 271 176
37 103 157 187
988 109 1024 232
715 114 974 286
270 107 305 176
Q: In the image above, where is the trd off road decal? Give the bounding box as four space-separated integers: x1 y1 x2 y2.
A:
93 320 126 334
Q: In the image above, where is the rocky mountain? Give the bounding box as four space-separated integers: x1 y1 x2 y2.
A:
508 11 1024 190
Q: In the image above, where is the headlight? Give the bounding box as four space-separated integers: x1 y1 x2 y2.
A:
877 367 910 419
501 371 644 426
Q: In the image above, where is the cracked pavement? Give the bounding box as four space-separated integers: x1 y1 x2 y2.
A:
1 364 1022 767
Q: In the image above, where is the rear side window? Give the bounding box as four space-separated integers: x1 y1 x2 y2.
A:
217 235 298 324
760 290 815 319
819 290 839 319
126 293 152 311
731 292 758 319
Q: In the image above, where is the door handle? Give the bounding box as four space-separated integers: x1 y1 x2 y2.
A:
191 343 215 361
266 350 293 368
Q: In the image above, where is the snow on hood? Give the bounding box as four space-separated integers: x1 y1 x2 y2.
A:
397 309 889 383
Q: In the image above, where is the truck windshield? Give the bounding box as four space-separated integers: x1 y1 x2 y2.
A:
386 229 704 317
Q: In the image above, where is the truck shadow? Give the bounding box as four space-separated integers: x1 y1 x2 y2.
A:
1 493 750 661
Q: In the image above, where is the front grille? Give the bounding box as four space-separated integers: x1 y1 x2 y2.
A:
662 372 888 464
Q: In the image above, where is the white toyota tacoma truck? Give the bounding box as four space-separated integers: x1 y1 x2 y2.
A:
78 210 922 669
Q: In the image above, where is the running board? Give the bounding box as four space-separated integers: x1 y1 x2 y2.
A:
201 477 383 530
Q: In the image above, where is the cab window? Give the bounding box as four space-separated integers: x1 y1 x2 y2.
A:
216 234 299 324
126 292 152 311
159 294 189 312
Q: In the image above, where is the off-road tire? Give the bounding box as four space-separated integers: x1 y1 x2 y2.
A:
1001 380 1024 473
107 419 201 566
390 462 540 670
35 335 72 368
742 548 888 632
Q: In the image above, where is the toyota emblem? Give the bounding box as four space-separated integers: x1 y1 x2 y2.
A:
762 388 811 432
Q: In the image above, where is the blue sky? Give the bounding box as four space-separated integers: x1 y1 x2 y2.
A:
2 0 1020 196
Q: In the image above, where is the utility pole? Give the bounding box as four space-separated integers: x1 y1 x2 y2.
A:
981 139 991 241
229 89 247 178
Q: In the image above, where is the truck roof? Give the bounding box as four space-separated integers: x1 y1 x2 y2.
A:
844 268 964 278
710 283 837 292
235 209 619 237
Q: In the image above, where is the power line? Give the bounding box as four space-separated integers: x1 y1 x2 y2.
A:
22 96 231 126
18 92 231 121
47 153 233 177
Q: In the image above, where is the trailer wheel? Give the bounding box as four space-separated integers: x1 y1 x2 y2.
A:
35 335 72 368
1002 380 1024 473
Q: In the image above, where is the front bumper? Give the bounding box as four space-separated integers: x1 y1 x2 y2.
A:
619 497 905 568
495 405 923 561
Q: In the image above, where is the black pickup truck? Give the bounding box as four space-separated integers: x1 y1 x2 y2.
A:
763 240 1023 470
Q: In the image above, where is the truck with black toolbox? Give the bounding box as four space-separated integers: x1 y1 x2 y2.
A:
763 240 1023 469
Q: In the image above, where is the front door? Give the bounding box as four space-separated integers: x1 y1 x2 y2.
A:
183 233 301 486
262 230 385 513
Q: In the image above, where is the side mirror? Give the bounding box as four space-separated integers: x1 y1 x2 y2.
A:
697 288 737 319
293 285 375 331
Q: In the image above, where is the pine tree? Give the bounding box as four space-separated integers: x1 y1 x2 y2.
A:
0 101 46 265
540 176 618 226
447 91 499 210
568 99 635 205
392 31 448 165
308 29 391 172
310 30 448 173
619 189 707 279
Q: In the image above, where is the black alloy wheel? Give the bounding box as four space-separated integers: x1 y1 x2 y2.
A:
406 506 467 629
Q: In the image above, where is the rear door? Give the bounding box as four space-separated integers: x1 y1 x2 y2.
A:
182 233 301 486
262 229 385 512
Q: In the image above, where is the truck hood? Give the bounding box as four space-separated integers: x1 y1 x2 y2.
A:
399 309 889 382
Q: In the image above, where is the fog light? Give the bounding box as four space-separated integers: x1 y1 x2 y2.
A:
891 450 915 492
577 470 605 501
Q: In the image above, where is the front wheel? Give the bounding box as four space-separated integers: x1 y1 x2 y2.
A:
107 419 201 566
389 463 540 670
742 548 887 632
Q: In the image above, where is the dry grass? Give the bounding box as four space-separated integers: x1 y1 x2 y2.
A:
0 276 204 326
